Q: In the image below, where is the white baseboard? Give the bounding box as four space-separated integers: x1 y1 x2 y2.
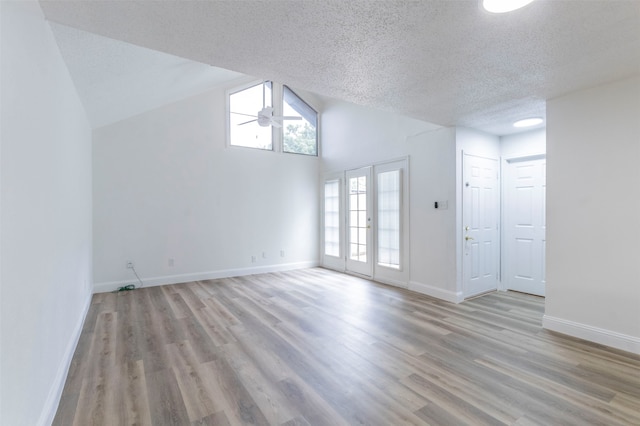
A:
320 264 345 274
93 260 320 293
37 291 92 426
408 280 464 304
375 276 409 289
543 315 640 355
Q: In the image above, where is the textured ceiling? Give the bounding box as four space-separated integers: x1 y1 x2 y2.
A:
40 0 640 135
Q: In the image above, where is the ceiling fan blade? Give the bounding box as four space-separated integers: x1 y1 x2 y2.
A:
271 116 303 121
270 120 282 128
231 112 258 118
238 119 258 126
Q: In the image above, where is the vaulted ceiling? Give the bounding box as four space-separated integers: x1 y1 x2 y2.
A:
40 0 640 135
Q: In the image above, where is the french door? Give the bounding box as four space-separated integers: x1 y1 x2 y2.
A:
323 158 409 285
345 167 373 277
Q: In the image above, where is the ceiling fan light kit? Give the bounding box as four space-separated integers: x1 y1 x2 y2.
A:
257 107 276 127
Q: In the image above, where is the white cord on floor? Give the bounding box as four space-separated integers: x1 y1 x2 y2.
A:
131 265 144 289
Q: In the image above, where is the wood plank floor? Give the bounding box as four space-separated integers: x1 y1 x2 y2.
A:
54 268 640 425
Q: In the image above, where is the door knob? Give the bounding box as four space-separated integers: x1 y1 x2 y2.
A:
465 236 474 241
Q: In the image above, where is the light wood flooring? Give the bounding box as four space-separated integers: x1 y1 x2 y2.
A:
54 268 640 425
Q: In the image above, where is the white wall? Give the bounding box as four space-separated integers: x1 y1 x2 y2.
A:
545 75 640 353
0 2 93 424
501 128 546 158
456 127 501 160
93 88 319 291
321 99 459 301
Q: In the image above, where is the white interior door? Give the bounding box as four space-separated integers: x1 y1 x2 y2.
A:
503 156 546 296
346 167 373 277
463 154 499 298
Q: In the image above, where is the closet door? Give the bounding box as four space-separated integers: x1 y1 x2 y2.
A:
503 156 546 296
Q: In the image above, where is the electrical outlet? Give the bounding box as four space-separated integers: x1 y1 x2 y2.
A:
126 261 134 269
262 251 267 259
280 250 285 258
251 256 256 263
168 258 174 267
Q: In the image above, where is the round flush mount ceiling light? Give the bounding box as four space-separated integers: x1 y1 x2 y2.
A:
482 0 536 13
513 117 544 128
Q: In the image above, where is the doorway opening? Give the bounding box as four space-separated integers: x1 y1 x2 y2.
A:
459 130 546 301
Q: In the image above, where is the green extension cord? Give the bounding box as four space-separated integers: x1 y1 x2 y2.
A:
115 284 136 292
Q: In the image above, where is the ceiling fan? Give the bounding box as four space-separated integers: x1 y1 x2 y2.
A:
233 82 302 128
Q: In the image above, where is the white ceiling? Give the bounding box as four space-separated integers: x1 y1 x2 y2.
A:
41 0 640 135
49 23 245 128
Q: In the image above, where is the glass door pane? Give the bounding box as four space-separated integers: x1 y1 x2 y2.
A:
377 169 401 269
346 167 372 277
349 175 368 262
324 179 340 257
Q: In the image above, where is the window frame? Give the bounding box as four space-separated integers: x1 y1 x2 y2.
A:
226 80 320 156
282 85 319 157
226 79 275 152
